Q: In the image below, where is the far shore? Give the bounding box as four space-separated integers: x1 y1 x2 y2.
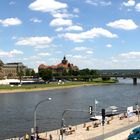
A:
0 81 117 94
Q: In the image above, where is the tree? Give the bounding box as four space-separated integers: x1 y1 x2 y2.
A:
79 68 90 76
39 69 52 81
31 69 35 76
25 69 31 76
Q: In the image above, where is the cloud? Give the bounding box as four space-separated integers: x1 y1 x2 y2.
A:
16 36 53 48
55 27 64 32
122 0 135 7
30 18 42 23
73 46 93 55
119 51 140 59
135 3 140 12
85 0 111 6
63 27 118 42
51 11 74 19
65 25 83 31
0 17 22 27
73 8 80 13
86 50 93 54
9 1 16 5
74 47 88 51
50 18 72 27
0 49 23 57
73 55 83 58
106 44 112 48
38 52 51 56
107 19 138 30
29 0 67 13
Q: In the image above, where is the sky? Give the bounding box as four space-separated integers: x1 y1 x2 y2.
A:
0 0 140 71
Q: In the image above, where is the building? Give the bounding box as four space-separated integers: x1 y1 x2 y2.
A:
38 56 79 74
0 60 30 79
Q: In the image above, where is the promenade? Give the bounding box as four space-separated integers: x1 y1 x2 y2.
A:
38 114 139 140
6 114 140 140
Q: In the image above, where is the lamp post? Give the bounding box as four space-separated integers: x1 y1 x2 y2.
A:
136 103 140 122
33 97 52 140
60 108 95 140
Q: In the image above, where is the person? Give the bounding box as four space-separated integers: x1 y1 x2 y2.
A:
25 133 29 140
49 134 53 140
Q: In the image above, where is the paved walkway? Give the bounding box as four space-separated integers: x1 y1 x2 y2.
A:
38 114 140 140
6 114 140 140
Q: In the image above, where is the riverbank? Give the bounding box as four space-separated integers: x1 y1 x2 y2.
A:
7 113 139 140
36 114 139 140
0 80 117 94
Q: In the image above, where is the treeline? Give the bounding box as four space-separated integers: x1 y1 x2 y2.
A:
38 68 99 81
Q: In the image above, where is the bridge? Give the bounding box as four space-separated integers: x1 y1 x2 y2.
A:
54 69 140 85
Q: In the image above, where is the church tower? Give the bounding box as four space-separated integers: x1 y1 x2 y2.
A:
62 56 68 64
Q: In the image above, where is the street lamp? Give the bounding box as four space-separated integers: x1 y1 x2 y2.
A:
60 108 95 140
33 97 52 140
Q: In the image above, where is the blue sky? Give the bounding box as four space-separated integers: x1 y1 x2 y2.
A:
0 0 140 71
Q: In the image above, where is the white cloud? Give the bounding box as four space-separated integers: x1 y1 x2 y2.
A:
106 44 112 48
55 27 64 32
85 0 111 6
119 51 140 59
135 3 140 12
73 8 80 13
50 18 72 27
30 18 42 23
29 0 67 13
51 12 73 18
86 50 93 54
0 17 22 27
74 47 87 51
107 19 138 30
65 25 83 31
85 0 98 6
38 52 51 56
16 36 53 48
10 49 23 55
100 1 111 6
122 0 135 7
0 49 23 58
73 46 93 54
63 27 118 42
73 55 83 58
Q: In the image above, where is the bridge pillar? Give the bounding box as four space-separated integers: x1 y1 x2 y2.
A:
133 78 137 85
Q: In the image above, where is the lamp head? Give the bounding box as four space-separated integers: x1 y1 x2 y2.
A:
48 98 52 101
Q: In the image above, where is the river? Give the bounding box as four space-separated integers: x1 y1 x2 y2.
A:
0 78 140 139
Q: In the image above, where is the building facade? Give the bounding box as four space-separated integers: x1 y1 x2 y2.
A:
38 56 79 74
0 60 29 79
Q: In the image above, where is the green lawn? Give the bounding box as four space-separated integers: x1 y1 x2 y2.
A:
0 79 117 91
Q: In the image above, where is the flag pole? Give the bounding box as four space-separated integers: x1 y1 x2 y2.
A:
95 99 96 116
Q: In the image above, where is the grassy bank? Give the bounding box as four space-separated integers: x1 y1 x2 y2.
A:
0 79 117 93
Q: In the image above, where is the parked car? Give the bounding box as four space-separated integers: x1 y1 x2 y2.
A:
128 127 140 140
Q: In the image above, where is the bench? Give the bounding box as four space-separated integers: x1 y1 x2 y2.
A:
94 123 99 128
65 129 75 135
107 120 111 124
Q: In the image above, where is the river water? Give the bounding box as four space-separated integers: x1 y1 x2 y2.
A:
0 78 140 139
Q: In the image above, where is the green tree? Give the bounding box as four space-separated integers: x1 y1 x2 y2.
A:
25 69 31 76
31 69 35 76
39 69 52 81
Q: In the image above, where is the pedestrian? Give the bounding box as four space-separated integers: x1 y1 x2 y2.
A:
25 133 29 140
49 134 53 140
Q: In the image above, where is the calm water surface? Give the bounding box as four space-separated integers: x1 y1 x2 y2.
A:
0 79 140 139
